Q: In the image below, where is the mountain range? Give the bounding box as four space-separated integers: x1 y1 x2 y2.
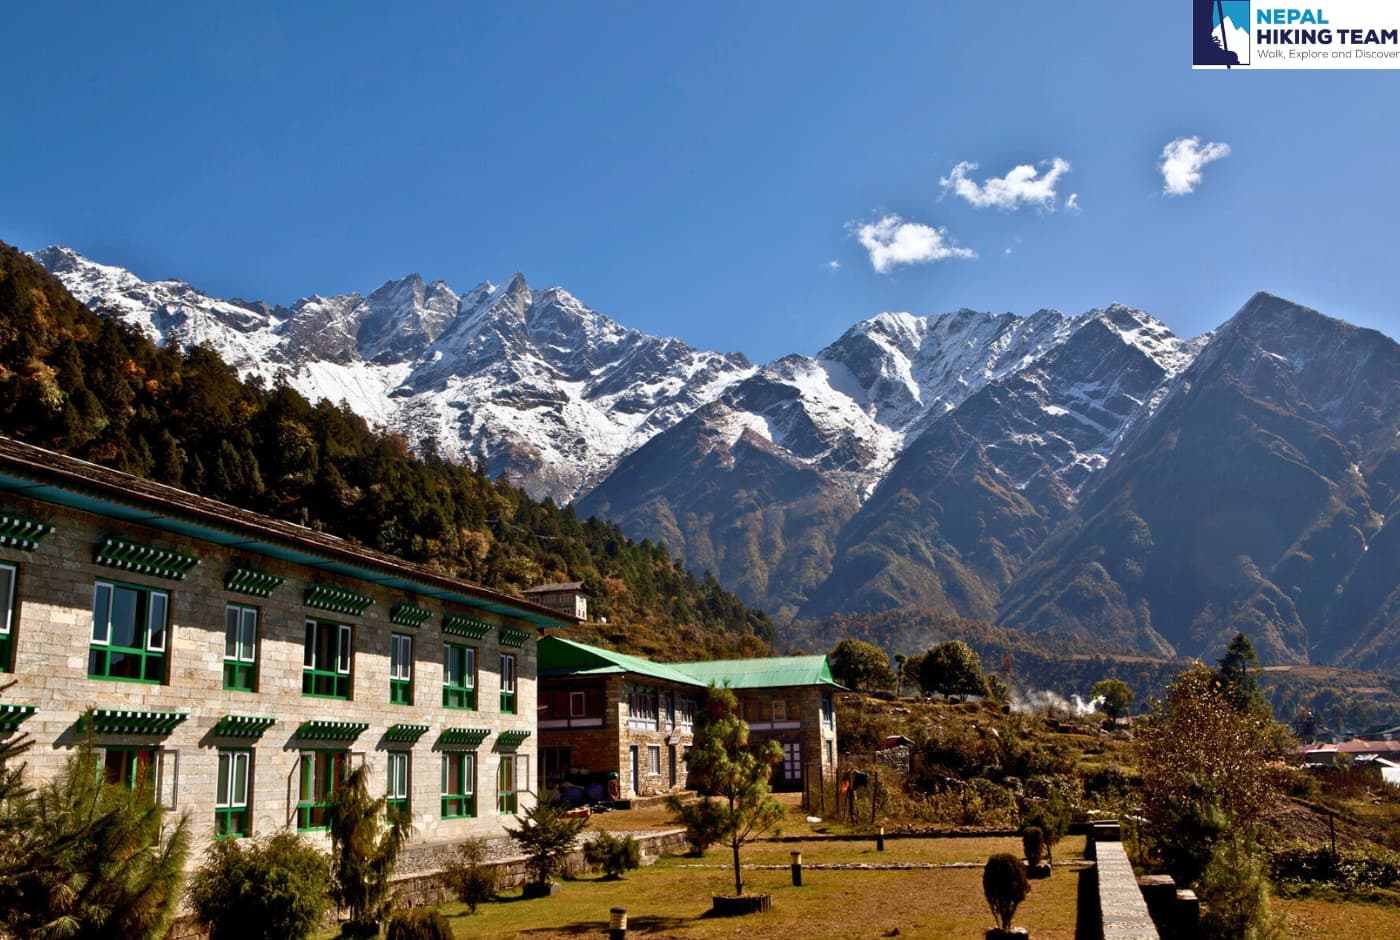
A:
35 246 1400 670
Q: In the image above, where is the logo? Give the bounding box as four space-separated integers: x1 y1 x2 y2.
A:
1194 0 1251 66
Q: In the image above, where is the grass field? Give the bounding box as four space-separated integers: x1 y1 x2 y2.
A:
376 836 1084 940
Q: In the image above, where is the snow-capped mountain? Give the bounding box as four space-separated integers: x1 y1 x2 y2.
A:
34 246 754 499
33 247 1400 667
578 302 1201 621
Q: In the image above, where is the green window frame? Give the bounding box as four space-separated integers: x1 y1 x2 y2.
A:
215 749 251 839
500 653 517 714
297 750 348 831
89 580 168 684
497 753 517 814
443 643 476 709
0 562 14 673
441 751 476 819
103 746 158 791
303 619 352 699
223 603 258 692
389 633 412 705
386 751 410 819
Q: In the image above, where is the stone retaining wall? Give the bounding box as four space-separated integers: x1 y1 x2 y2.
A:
1087 823 1159 940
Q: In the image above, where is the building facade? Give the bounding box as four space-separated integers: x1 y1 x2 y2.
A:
522 581 589 622
537 636 839 799
0 436 567 855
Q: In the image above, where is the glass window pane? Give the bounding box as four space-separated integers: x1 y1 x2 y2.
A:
146 592 167 652
232 753 248 805
304 621 316 668
464 754 475 794
216 753 230 806
239 609 257 662
224 606 239 659
92 583 112 643
0 564 14 636
464 649 475 688
109 586 139 648
337 625 352 675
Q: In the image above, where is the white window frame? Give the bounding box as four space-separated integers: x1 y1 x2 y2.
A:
224 604 257 664
336 623 353 675
647 744 661 776
91 580 169 652
0 562 14 637
390 633 412 682
569 690 586 718
500 653 517 694
216 750 250 810
387 751 409 802
445 643 476 689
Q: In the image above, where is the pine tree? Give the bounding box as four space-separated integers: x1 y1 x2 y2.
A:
687 684 784 897
325 764 412 938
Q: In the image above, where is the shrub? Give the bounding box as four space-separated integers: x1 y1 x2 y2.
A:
442 837 498 913
982 853 1030 932
187 832 330 940
1021 825 1045 867
505 799 588 888
667 793 727 855
385 907 455 940
585 830 641 879
1197 837 1285 940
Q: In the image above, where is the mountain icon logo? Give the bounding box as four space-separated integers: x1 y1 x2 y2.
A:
1194 0 1250 66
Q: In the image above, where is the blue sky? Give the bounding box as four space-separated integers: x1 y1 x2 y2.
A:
4 2 1400 362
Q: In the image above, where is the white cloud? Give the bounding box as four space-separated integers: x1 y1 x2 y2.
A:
1065 192 1081 213
849 214 975 274
940 157 1072 211
826 259 841 270
1159 136 1231 196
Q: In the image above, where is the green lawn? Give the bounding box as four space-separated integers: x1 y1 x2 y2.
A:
373 838 1084 939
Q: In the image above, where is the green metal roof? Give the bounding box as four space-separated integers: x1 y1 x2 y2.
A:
674 655 840 690
537 636 705 687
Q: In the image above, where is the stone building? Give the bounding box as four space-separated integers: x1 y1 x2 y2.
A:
536 636 840 799
673 655 841 792
0 436 568 855
522 581 589 622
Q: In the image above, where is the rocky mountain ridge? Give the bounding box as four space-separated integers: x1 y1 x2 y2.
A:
36 247 1400 669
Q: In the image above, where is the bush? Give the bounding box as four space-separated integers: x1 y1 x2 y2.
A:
982 853 1030 932
584 830 641 879
505 799 588 888
667 794 726 855
385 908 454 940
1271 842 1400 897
1021 826 1045 867
187 832 330 940
442 838 498 913
1197 837 1285 940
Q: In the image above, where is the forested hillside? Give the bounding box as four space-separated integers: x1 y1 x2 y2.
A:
0 241 771 660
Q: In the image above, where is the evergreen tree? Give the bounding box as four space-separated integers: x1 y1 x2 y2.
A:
686 684 784 897
1216 632 1268 715
325 764 412 938
2 736 190 940
504 799 588 890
